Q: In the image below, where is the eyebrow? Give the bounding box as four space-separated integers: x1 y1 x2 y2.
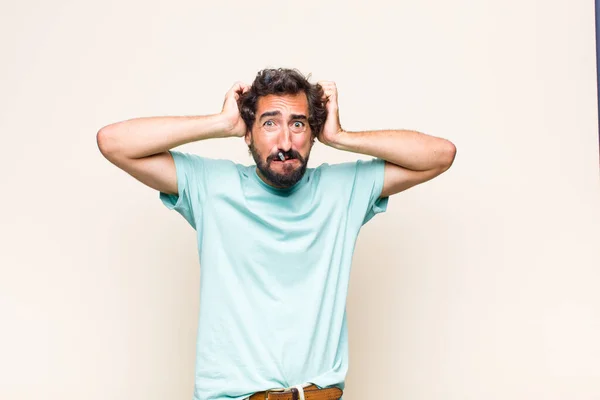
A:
259 110 308 121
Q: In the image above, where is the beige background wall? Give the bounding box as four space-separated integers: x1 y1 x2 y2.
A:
1 0 599 399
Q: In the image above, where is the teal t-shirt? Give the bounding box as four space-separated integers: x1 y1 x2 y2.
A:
159 150 389 400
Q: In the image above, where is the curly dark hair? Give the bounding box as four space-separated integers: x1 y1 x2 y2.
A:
239 68 328 139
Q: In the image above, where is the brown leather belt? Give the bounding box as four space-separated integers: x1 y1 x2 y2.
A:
249 384 342 400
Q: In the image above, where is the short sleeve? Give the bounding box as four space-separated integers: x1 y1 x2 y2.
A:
159 150 206 230
323 157 390 227
356 158 389 225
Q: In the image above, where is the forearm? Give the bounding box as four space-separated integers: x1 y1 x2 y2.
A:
331 129 456 171
97 114 230 159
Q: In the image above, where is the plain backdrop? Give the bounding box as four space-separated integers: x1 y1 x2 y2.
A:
1 0 600 399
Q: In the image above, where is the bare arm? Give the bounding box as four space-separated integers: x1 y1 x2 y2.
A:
317 81 456 198
330 129 455 197
97 114 231 160
96 82 250 194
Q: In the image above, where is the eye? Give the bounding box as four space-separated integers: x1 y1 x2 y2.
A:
290 121 306 133
264 120 274 126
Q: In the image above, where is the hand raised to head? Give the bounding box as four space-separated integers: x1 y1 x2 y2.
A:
221 81 251 137
317 81 344 147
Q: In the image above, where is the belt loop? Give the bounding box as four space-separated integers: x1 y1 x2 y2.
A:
264 389 275 400
292 385 305 400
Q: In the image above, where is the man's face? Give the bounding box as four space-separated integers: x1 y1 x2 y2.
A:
245 92 314 189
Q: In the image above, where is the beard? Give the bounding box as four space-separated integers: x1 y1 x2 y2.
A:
249 140 310 189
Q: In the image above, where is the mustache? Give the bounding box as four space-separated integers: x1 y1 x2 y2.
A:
269 150 303 162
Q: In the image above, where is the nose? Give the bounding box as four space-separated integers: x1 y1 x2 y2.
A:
277 125 292 152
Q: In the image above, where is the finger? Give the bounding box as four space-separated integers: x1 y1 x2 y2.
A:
225 84 245 103
228 81 241 93
319 84 336 97
318 81 336 89
235 83 251 97
228 81 246 95
323 90 336 99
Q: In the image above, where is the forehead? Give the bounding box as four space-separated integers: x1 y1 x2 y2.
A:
256 93 309 116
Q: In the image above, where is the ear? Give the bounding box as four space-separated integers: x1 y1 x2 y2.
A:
244 129 252 146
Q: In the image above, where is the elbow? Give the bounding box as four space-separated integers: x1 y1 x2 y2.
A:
439 140 457 171
96 126 119 159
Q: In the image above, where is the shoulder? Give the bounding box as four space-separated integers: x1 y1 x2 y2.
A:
170 150 238 172
314 158 385 177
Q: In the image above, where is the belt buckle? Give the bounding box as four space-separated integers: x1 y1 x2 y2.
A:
264 388 286 400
